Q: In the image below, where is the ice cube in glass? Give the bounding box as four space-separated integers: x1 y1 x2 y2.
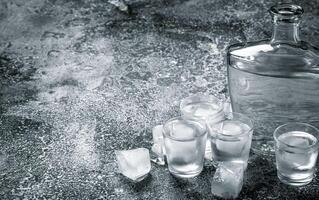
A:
274 123 319 186
152 125 164 144
163 117 207 178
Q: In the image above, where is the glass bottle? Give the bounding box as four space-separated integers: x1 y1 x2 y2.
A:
227 4 319 152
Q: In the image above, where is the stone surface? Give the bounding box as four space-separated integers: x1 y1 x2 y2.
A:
0 0 319 199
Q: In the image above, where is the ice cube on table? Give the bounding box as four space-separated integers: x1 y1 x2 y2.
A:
151 125 166 165
223 102 232 113
152 125 164 144
151 143 165 165
115 148 151 182
204 141 212 160
211 162 244 199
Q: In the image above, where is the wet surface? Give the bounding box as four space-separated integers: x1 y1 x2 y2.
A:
0 0 319 199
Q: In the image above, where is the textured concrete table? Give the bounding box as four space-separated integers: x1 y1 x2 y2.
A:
0 0 319 199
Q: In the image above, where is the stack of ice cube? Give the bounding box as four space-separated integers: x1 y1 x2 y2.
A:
115 148 151 182
211 162 245 199
150 125 165 165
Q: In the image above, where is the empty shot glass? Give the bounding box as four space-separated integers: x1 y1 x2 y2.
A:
274 122 319 186
163 117 207 178
209 112 253 168
180 94 224 159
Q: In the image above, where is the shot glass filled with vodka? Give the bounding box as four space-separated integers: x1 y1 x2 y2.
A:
274 122 319 186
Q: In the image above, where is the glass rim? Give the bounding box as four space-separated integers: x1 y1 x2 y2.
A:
215 112 253 137
270 4 303 17
163 116 207 141
273 122 319 150
180 93 224 118
269 4 303 23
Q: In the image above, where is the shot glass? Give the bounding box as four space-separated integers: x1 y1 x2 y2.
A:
180 94 224 159
209 112 253 168
274 122 319 186
163 117 207 178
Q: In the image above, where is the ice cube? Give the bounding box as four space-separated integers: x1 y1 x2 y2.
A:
281 151 316 170
215 138 245 157
152 125 164 144
193 103 221 118
182 104 197 115
211 162 244 199
223 102 233 113
222 121 245 136
150 143 165 165
204 141 212 160
165 138 198 164
115 148 151 182
194 103 213 117
109 0 128 12
278 131 317 169
285 134 310 147
215 121 250 157
151 125 166 165
172 122 196 139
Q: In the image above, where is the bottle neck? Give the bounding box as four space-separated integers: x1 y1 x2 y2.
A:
271 21 300 44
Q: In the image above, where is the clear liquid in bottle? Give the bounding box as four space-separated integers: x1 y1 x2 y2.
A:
227 4 319 154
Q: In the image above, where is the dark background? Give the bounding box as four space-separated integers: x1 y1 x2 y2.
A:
0 0 319 199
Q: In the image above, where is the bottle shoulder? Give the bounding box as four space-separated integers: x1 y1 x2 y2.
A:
227 40 319 78
228 40 319 58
